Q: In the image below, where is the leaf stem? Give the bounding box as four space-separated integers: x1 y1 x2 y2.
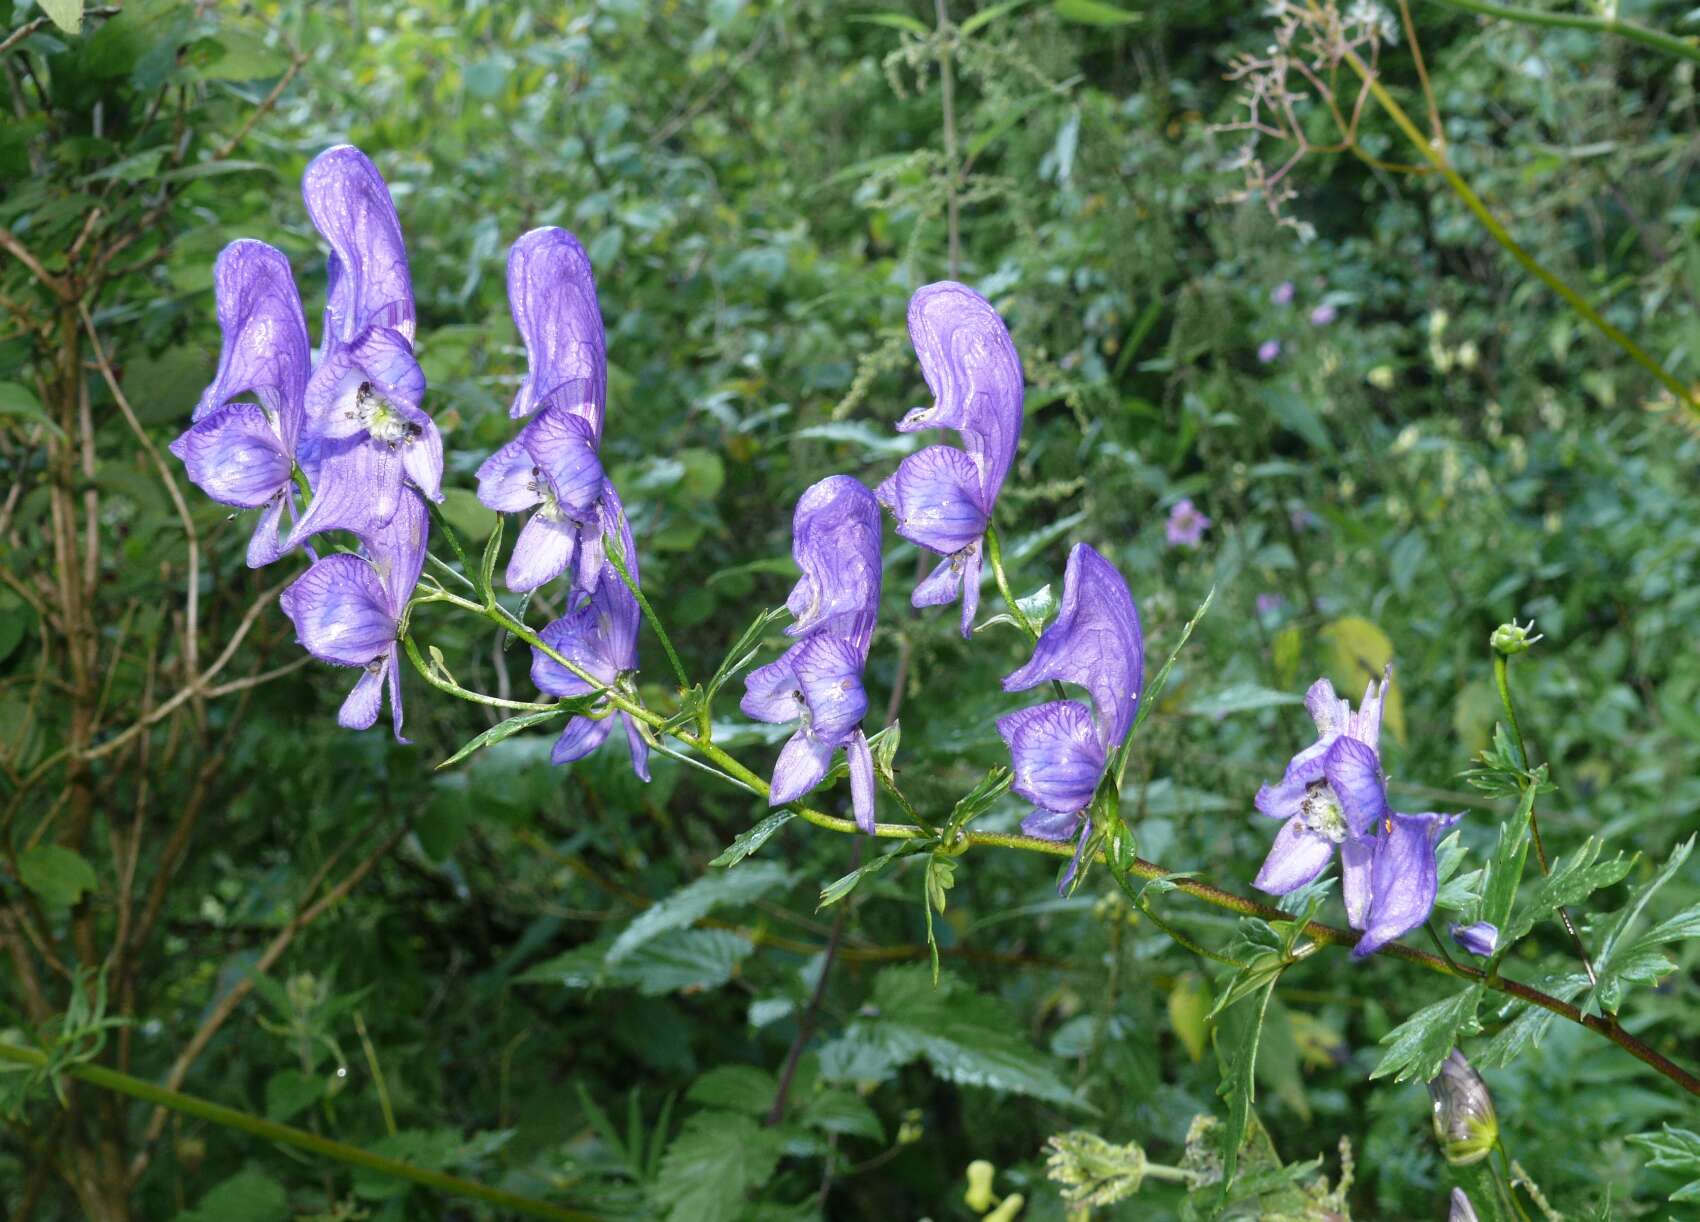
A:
0 1041 597 1221
1426 0 1700 67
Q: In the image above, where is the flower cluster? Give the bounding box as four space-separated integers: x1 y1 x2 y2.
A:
1252 670 1460 957
876 281 1023 639
174 146 439 736
178 151 1463 965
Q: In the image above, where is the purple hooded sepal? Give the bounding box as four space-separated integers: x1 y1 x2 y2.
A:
193 239 311 448
506 227 608 436
1020 807 1094 893
169 405 296 568
785 475 883 652
1349 810 1461 958
529 547 650 784
1450 922 1499 958
741 632 872 824
278 491 426 742
302 145 416 352
1003 543 1144 751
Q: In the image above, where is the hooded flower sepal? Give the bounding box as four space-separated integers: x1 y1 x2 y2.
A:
741 632 875 832
476 407 610 594
784 475 882 652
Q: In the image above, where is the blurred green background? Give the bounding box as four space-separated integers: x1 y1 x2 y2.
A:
4 0 1700 1217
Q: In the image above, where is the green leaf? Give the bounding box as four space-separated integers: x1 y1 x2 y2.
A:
1215 958 1279 1194
438 487 497 544
703 605 788 706
1182 683 1302 718
818 840 922 909
801 1089 884 1141
18 845 98 908
652 1111 784 1222
616 929 755 996
709 810 795 867
816 966 1086 1108
1628 1125 1700 1205
435 706 571 770
1480 786 1536 933
608 861 792 962
202 25 290 80
1317 616 1404 744
961 0 1037 36
263 1068 322 1122
1255 385 1334 454
0 382 62 437
1113 587 1213 780
1368 988 1483 1084
1502 837 1635 946
37 0 84 35
686 1066 777 1115
176 1167 289 1222
1583 835 1695 1017
848 11 931 35
943 765 1011 838
1474 972 1587 1068
1053 0 1141 25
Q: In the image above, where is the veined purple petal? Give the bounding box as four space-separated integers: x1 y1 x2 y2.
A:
1341 835 1373 929
358 487 427 614
1348 664 1393 752
506 227 607 437
552 714 614 764
170 403 291 508
285 433 404 545
396 407 444 503
847 729 875 834
769 731 836 806
1450 921 1498 957
523 407 603 516
279 553 394 667
386 643 407 742
741 652 805 725
194 239 310 455
912 541 978 608
1352 811 1460 958
1303 677 1351 740
875 444 987 556
1020 807 1082 842
1254 774 1309 822
898 281 1023 508
348 326 426 410
996 699 1105 816
1253 817 1335 894
791 632 869 745
786 475 883 646
338 663 386 730
621 713 651 783
507 513 579 593
1002 543 1144 751
531 574 640 698
245 496 291 569
476 433 543 513
1323 735 1388 838
302 145 416 350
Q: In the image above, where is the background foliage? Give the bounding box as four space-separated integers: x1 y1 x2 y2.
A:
3 0 1700 1218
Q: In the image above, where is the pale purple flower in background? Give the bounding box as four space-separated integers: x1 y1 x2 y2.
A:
289 146 443 546
1290 505 1317 531
171 240 311 568
1165 498 1211 548
876 281 1023 639
1256 593 1284 618
1450 1190 1480 1222
1271 281 1295 305
745 476 883 831
1451 921 1498 957
530 488 650 782
1310 303 1338 326
998 544 1144 887
1257 339 1281 364
478 228 619 594
279 488 428 739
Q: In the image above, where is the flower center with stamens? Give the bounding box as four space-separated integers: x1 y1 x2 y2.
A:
353 382 415 446
1299 780 1347 842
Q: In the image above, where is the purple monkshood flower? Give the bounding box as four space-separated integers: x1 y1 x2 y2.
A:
279 488 428 740
171 240 311 568
1310 303 1338 326
1271 281 1295 306
1254 670 1461 957
997 543 1143 887
1256 593 1285 617
743 476 884 832
1257 339 1282 364
477 228 618 594
1165 498 1211 548
1451 921 1498 957
875 281 1023 639
530 486 650 782
289 145 443 546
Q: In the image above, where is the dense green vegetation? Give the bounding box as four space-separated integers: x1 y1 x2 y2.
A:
4 0 1700 1218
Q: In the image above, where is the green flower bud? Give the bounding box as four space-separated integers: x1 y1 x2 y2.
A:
985 1193 1025 1222
965 1160 997 1213
1490 619 1542 656
1427 1050 1498 1166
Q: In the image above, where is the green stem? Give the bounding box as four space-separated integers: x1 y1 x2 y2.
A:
1427 0 1700 66
982 523 1037 643
419 595 1700 1098
425 499 477 583
0 1041 597 1221
1491 654 1529 773
1344 49 1698 418
606 548 692 694
400 632 558 713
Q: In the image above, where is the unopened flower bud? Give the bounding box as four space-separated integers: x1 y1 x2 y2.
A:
986 1193 1025 1222
1427 1050 1498 1166
1490 619 1542 656
965 1160 997 1213
1450 921 1498 957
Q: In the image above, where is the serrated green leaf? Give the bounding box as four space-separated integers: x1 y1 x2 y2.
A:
652 1111 784 1222
1368 988 1483 1084
1502 837 1635 946
800 1089 884 1141
709 810 795 867
1480 786 1536 933
704 605 787 704
686 1066 777 1115
615 929 754 996
1629 1125 1700 1205
1215 960 1279 1194
0 382 62 437
608 861 792 961
178 1167 288 1222
1584 835 1695 1017
1473 973 1587 1068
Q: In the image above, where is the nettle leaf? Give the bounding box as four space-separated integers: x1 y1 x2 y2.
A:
817 966 1086 1108
687 1066 777 1115
1369 987 1483 1084
1432 829 1479 914
1501 837 1635 946
18 845 98 908
1628 1125 1700 1204
709 810 795 867
652 1111 784 1222
800 1089 884 1141
608 861 793 962
1583 835 1696 1017
616 929 755 996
